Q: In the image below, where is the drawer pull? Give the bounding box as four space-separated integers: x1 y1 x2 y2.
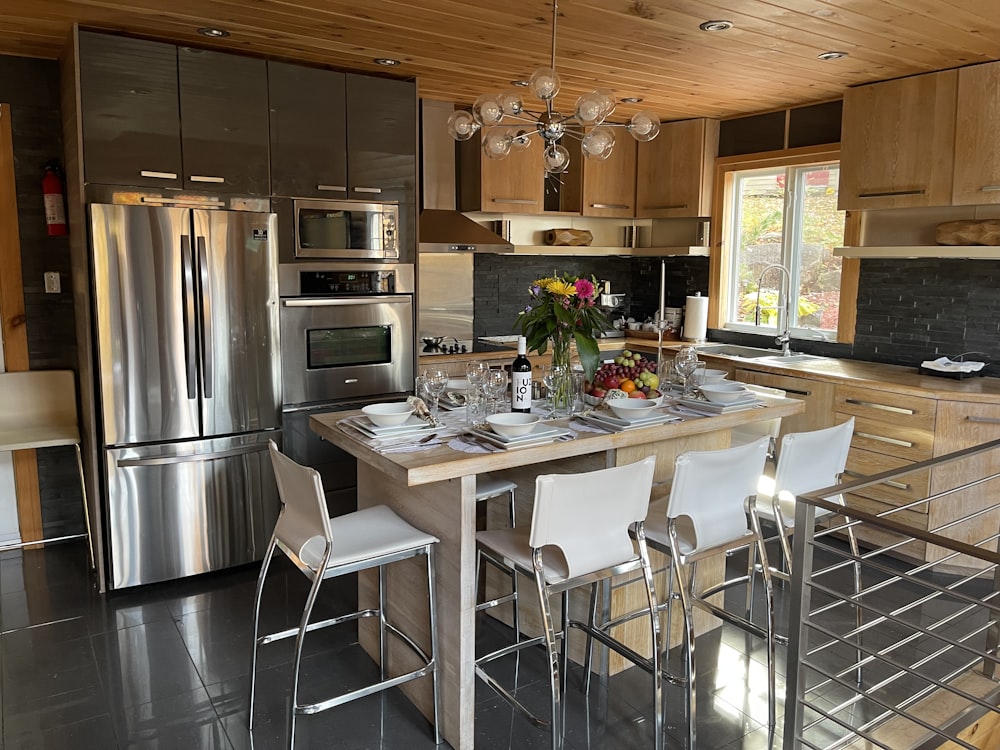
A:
845 398 915 415
981 186 1000 192
967 416 1000 424
590 203 630 209
140 170 177 180
856 431 914 449
842 469 910 492
189 175 225 184
782 387 812 397
857 189 925 198
353 186 383 194
492 198 538 205
317 184 347 192
643 203 689 210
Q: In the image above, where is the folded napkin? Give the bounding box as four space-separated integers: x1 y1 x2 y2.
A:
920 356 986 374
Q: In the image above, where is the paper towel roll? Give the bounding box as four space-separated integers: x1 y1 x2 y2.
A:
683 295 708 342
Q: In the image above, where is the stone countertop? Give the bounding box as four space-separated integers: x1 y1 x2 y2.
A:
633 339 1000 403
310 399 804 487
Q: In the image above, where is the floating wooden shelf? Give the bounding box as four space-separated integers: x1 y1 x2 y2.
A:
492 245 710 257
835 246 1000 259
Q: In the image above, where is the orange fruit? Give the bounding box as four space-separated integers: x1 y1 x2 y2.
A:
620 379 636 393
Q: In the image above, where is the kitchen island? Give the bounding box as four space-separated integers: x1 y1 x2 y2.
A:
310 399 803 749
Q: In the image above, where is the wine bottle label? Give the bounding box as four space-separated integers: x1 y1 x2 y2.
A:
512 371 532 410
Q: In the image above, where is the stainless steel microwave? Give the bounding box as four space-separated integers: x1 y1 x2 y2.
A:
291 199 398 260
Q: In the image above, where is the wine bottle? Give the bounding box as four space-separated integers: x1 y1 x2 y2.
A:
511 336 532 413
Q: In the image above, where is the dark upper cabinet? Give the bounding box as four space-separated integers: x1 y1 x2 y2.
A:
177 47 269 194
78 31 269 194
345 73 416 201
268 61 347 199
79 31 183 189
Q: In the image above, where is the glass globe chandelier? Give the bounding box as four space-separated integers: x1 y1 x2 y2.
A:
446 0 661 174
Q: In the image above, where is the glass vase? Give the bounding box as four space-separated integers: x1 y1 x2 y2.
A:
549 336 574 417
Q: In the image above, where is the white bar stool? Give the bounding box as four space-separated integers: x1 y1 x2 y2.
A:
250 441 441 749
474 474 520 638
475 456 663 750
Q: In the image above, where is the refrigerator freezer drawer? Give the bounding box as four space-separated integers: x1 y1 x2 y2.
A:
106 433 280 589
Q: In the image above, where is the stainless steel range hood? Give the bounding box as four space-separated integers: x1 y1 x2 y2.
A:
419 100 512 253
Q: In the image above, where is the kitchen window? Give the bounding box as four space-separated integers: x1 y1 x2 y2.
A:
712 145 858 343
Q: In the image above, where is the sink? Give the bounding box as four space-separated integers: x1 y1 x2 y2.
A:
755 354 827 364
690 344 781 359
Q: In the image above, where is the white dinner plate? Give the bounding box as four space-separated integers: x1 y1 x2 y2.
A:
468 423 570 449
578 411 681 432
344 414 434 438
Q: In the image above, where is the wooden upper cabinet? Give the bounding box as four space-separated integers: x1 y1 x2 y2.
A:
79 32 182 189
581 138 636 217
635 118 719 219
458 130 544 214
839 70 958 210
953 62 1000 206
268 62 348 198
177 48 269 195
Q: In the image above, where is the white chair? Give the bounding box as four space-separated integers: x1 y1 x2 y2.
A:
475 456 663 750
644 438 774 749
754 417 857 577
475 474 520 640
0 370 92 566
250 442 440 748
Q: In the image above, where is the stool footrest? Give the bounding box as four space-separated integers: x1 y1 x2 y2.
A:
296 660 435 715
258 607 380 646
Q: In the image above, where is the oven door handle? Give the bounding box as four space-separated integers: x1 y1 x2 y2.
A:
282 297 411 307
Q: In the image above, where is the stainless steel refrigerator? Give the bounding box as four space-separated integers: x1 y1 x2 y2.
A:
90 203 282 589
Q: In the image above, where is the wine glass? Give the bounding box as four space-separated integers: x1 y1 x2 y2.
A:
673 347 701 397
465 360 488 387
483 369 508 418
424 368 449 418
541 364 566 417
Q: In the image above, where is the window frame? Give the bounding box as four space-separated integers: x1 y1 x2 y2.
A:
707 144 861 344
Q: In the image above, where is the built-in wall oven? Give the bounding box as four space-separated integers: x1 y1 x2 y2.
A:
279 261 415 518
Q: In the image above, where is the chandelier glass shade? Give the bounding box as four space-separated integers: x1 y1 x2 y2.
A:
446 0 660 174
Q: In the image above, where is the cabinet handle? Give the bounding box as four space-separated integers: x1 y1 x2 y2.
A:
843 469 911 492
981 186 1000 192
317 184 347 192
353 186 383 194
492 198 538 205
590 203 629 209
781 387 812 397
855 431 914 449
845 398 915 415
967 416 1000 424
857 189 925 198
140 170 177 180
189 175 225 184
642 203 688 210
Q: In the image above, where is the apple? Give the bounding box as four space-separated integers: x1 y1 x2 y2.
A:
604 376 620 389
628 390 646 399
590 387 606 399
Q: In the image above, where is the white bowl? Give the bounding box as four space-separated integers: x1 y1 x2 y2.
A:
608 399 661 421
362 402 415 427
701 368 727 384
486 412 541 438
447 378 469 391
699 382 749 404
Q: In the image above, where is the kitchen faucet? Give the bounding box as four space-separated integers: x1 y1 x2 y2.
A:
754 263 793 357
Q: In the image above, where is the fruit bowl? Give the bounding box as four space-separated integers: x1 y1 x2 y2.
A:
607 399 661 421
699 382 749 404
486 412 541 438
362 402 415 427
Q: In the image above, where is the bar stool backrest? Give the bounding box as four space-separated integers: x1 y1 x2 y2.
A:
667 438 770 554
0 370 79 442
772 417 855 524
268 440 333 570
530 455 656 579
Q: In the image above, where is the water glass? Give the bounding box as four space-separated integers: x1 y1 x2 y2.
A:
465 385 487 427
570 371 586 414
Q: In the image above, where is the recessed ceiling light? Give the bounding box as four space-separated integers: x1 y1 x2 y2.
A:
817 50 848 60
620 97 643 104
373 58 401 66
197 27 230 38
812 9 834 17
699 20 734 32
510 80 530 88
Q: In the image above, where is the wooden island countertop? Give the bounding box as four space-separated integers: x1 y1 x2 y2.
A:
309 399 803 750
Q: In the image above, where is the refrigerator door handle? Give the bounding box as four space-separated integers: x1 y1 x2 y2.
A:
181 234 198 399
197 235 213 399
115 442 270 468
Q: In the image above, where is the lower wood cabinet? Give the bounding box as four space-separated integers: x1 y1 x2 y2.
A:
735 369 834 437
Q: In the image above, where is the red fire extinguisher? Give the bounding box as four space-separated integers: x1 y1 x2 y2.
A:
42 162 67 237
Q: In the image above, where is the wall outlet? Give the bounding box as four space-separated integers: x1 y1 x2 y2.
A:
44 271 61 294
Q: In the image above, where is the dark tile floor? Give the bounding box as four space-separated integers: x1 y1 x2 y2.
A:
2 538 957 750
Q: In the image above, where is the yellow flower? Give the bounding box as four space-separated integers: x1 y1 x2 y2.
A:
544 279 577 297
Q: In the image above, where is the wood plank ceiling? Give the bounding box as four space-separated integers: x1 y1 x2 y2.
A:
2 0 1000 121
